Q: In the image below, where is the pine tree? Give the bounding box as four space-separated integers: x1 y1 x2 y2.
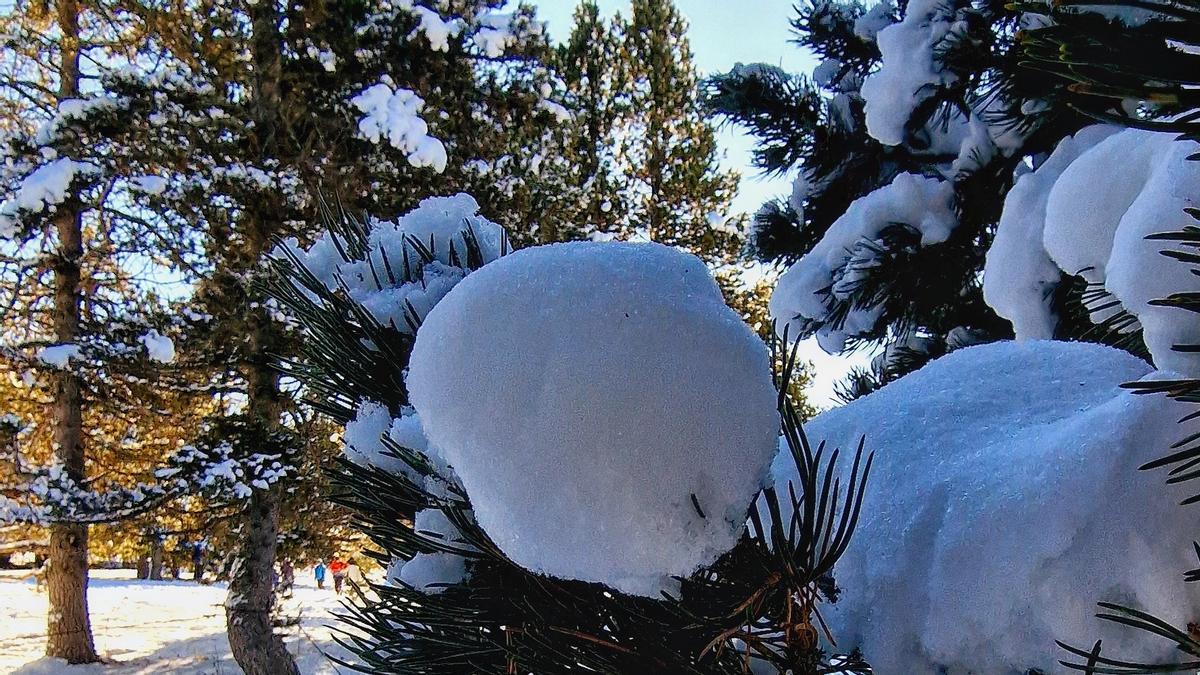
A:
74 1 573 671
262 200 873 674
552 1 787 374
701 0 1126 398
0 0 218 660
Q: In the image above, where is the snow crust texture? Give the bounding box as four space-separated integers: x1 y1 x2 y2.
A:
408 241 779 597
774 340 1200 672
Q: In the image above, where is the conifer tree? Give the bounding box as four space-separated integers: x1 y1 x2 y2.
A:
263 199 872 674
702 0 1118 398
0 0 216 660
75 1 572 671
553 1 783 354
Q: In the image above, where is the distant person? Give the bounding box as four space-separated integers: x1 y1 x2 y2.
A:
279 559 295 598
191 542 203 581
346 558 362 589
329 556 349 595
314 560 326 589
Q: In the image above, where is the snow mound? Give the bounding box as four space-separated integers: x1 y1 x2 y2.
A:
772 340 1200 672
769 172 957 352
408 241 779 597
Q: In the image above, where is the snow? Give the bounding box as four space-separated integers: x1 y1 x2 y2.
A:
769 340 1200 672
0 159 96 237
35 97 123 146
128 175 167 196
985 127 1200 374
343 400 401 473
853 0 894 41
983 125 1122 339
1 568 355 674
407 241 779 598
474 12 539 58
769 172 957 352
279 193 505 334
38 343 82 368
407 5 462 52
860 0 957 146
1044 128 1200 374
138 330 175 363
395 509 473 593
395 551 467 594
351 83 448 173
537 98 572 123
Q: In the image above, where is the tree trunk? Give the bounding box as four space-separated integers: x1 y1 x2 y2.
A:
224 2 296 671
225 487 294 675
148 538 163 581
44 0 97 662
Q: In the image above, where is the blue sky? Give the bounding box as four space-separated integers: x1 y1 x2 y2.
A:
535 1 867 406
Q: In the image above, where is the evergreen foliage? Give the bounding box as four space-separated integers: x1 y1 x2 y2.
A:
700 0 1132 396
265 208 872 674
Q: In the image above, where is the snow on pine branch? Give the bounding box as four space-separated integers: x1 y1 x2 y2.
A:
983 126 1200 374
769 172 958 352
395 1 546 57
275 193 505 336
138 330 176 363
0 158 99 238
351 82 448 173
860 0 961 147
857 0 1025 174
0 422 291 526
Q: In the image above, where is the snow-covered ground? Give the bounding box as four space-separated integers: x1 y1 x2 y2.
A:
1 568 357 674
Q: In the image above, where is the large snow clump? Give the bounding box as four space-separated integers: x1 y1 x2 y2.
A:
983 125 1122 339
769 172 956 352
983 127 1200 374
408 241 779 597
771 340 1200 672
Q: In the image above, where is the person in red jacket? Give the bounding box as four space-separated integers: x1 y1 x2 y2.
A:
329 556 349 595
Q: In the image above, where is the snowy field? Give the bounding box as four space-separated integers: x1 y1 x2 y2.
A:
1 568 356 674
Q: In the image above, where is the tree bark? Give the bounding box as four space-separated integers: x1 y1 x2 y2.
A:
223 1 297 671
225 488 295 675
148 537 163 581
45 0 98 662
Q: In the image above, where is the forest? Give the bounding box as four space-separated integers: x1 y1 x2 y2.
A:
1 0 1199 673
